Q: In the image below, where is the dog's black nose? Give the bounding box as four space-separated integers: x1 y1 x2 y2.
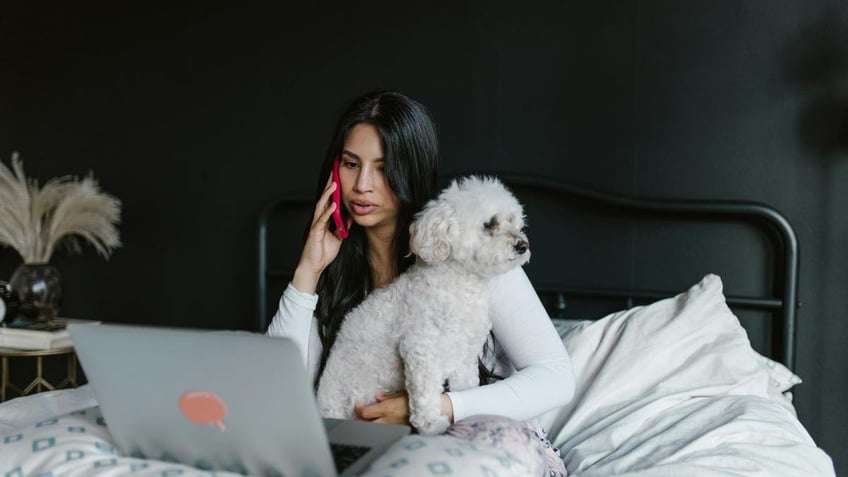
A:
514 239 529 254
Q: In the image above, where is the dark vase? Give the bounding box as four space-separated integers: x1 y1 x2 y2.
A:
9 263 62 323
0 280 11 322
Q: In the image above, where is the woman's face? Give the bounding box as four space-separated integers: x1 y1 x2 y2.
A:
339 123 402 236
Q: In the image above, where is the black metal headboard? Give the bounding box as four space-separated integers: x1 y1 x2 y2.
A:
257 173 799 369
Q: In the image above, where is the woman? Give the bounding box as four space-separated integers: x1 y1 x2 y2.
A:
267 91 573 475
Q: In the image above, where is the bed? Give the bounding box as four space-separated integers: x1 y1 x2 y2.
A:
0 173 835 476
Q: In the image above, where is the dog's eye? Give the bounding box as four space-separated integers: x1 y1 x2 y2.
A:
483 217 498 231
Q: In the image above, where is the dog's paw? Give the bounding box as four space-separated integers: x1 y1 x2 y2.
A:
411 413 451 435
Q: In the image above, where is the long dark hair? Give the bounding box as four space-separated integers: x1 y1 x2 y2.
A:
312 91 440 383
311 91 503 389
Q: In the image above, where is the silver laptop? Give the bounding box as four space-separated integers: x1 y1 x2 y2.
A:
68 323 410 476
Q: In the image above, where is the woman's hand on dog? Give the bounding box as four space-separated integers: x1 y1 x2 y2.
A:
354 391 455 428
292 173 352 294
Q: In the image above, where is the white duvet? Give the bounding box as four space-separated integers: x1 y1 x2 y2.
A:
541 274 834 476
0 275 835 476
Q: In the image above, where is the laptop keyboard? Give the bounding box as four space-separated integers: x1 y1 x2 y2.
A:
330 443 372 473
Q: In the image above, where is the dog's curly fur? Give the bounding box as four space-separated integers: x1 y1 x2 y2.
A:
316 176 531 434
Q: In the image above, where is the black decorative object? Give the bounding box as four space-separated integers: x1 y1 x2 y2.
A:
0 281 11 322
8 263 62 323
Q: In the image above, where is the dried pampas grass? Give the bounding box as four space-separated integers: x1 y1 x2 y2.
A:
0 152 121 264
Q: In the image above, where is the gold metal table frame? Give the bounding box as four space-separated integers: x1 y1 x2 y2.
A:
0 347 78 402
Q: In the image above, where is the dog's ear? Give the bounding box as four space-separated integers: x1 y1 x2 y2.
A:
410 200 457 264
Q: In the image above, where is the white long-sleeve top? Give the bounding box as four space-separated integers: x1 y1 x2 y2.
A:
266 267 575 422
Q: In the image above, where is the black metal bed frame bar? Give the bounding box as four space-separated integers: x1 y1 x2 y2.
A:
536 287 784 311
257 194 306 334
489 173 799 369
257 172 799 369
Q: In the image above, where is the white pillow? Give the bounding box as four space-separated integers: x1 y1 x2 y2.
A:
540 274 801 448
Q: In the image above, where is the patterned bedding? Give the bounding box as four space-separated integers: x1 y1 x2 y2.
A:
1 401 535 477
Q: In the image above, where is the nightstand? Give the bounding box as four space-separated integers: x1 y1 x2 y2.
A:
0 346 79 402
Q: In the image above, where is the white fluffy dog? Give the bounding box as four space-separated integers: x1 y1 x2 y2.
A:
316 175 531 435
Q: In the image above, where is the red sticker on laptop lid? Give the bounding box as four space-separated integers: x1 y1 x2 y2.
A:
179 391 227 431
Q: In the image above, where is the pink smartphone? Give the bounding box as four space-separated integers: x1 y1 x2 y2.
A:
331 156 349 239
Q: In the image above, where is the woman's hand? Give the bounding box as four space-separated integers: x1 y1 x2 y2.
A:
291 173 352 294
354 391 410 426
354 391 455 428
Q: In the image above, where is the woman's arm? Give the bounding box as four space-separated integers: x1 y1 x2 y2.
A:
446 267 576 422
266 171 347 379
266 283 324 380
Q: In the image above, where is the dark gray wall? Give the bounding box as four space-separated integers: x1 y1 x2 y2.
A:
1 1 845 471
